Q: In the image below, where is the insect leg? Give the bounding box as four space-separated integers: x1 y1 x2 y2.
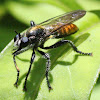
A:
37 50 52 91
40 40 92 56
13 48 29 87
23 49 35 91
13 48 22 87
13 54 20 87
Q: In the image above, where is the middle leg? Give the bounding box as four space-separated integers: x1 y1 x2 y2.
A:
37 49 52 91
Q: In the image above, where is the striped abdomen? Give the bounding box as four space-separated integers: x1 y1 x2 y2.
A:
56 24 78 37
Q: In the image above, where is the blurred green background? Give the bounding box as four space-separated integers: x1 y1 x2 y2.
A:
0 0 100 100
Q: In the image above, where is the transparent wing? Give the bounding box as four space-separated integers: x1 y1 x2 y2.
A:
38 10 86 27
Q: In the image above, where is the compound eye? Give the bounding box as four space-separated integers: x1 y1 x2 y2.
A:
14 34 19 42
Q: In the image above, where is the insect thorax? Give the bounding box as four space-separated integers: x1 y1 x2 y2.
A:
25 26 46 47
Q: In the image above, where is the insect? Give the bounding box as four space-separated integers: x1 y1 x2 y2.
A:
13 10 92 91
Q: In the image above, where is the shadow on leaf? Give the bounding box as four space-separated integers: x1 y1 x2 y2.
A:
14 33 90 99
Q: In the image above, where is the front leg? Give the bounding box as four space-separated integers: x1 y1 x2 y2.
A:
13 55 20 87
40 40 92 56
13 47 31 87
13 48 22 87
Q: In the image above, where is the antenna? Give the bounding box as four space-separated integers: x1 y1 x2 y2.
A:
14 30 18 34
14 30 21 39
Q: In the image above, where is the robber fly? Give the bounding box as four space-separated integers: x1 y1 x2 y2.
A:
13 10 92 91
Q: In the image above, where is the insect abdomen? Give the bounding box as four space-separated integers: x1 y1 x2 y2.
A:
57 24 78 37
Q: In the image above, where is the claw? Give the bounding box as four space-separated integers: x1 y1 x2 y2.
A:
14 83 18 88
23 86 27 92
49 86 53 92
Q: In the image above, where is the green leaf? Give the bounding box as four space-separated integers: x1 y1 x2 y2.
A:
59 0 83 10
0 14 28 52
0 1 6 20
36 11 100 100
77 0 100 11
0 10 100 100
90 77 100 100
6 1 65 25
